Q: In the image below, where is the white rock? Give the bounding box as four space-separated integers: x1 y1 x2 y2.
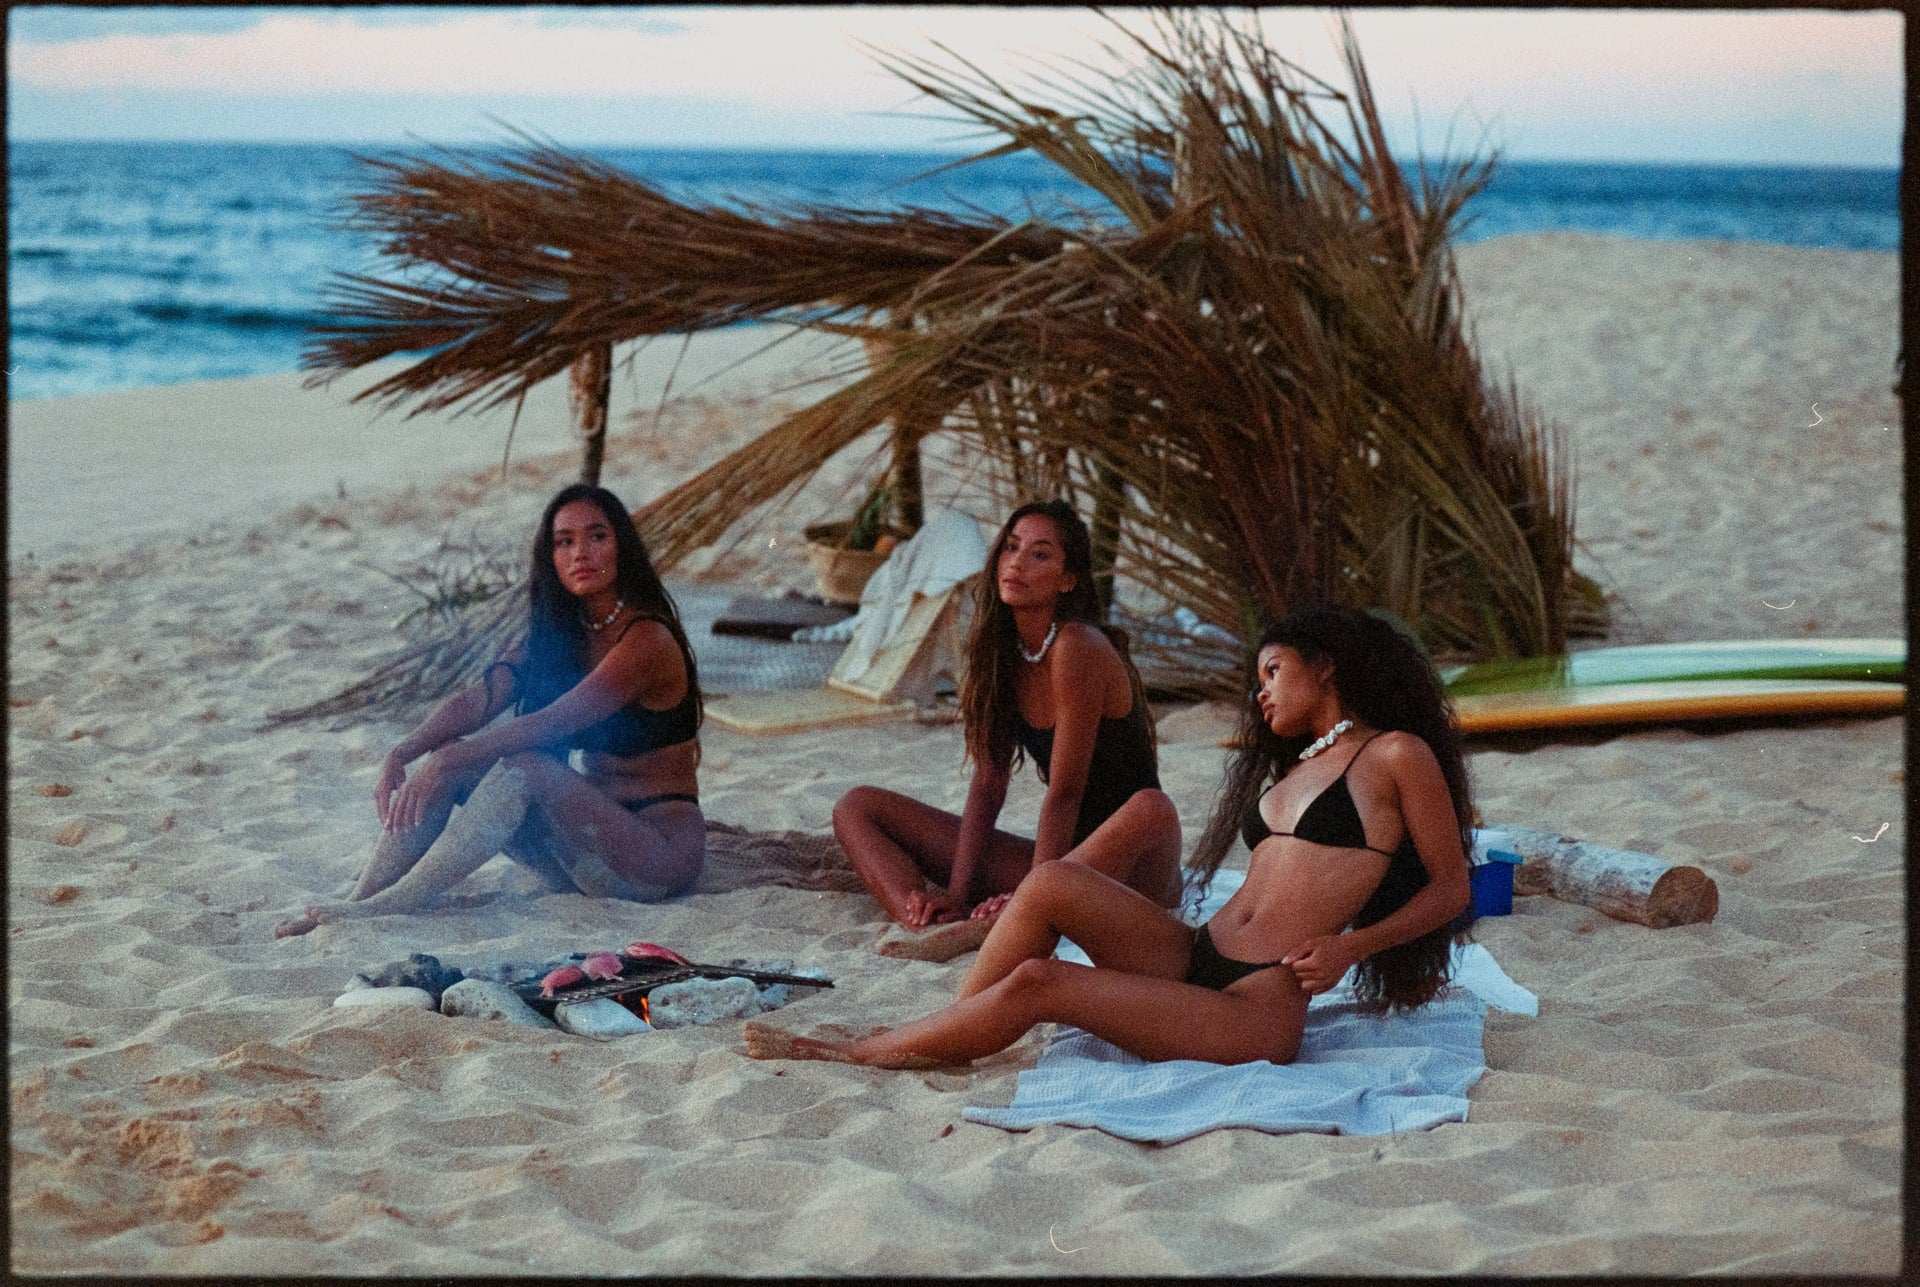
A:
440 978 556 1028
553 997 653 1039
648 976 761 1029
333 985 435 1011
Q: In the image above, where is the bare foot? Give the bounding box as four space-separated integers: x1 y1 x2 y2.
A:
742 1020 945 1070
742 1020 861 1063
878 917 995 963
272 909 322 938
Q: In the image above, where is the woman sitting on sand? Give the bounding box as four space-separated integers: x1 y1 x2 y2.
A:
747 605 1471 1068
832 499 1184 949
274 483 705 937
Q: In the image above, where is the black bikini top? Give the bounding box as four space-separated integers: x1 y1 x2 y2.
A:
1241 732 1398 855
498 617 700 756
575 682 699 756
578 616 698 755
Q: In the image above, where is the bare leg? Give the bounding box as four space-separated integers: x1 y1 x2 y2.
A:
902 790 1183 946
346 760 491 900
744 953 1309 1069
1061 788 1185 909
955 860 1193 999
833 786 1032 927
494 760 704 900
275 753 701 935
745 862 1275 1069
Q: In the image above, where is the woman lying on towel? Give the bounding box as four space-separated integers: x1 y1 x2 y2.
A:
273 484 706 937
746 605 1472 1067
832 499 1184 943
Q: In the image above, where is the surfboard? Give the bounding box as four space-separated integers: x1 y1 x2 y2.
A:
1450 677 1904 734
1440 637 1904 697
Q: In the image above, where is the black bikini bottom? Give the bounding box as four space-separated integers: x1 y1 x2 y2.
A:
619 792 700 813
1184 922 1289 991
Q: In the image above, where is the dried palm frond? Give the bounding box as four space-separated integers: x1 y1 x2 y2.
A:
282 7 1592 725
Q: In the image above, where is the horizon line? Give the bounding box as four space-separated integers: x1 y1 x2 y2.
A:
8 138 1901 173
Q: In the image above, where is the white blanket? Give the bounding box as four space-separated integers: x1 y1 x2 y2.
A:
792 508 986 684
964 868 1535 1143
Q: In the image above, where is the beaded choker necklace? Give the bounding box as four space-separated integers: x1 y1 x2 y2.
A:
585 596 626 632
1297 718 1353 761
1019 621 1059 664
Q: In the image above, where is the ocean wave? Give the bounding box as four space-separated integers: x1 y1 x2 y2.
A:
128 300 321 333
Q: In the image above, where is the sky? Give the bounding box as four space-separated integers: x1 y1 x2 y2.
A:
6 6 1902 166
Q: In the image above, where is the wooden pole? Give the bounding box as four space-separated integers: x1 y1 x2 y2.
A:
868 315 928 535
569 341 612 487
1088 454 1123 621
890 413 926 534
1483 824 1719 928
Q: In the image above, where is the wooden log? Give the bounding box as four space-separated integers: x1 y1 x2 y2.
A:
1087 454 1124 621
1481 824 1719 928
568 341 612 486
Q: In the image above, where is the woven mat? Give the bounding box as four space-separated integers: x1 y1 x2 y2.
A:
694 821 868 895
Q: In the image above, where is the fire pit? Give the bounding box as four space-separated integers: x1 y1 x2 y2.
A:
513 954 833 1025
338 948 831 1039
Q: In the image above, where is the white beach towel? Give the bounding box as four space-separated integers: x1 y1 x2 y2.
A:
791 508 987 683
965 868 1536 1142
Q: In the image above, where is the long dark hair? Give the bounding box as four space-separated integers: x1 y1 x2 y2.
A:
517 483 702 737
1188 604 1472 1012
958 498 1152 773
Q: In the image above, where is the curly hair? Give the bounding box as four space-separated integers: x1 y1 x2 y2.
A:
957 499 1152 774
517 484 702 743
1187 604 1473 1012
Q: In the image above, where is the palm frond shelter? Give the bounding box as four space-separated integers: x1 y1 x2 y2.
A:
291 10 1596 723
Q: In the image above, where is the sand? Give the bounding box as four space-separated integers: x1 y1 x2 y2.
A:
8 233 1902 1275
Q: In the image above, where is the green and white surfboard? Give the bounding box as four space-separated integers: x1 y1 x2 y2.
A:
1441 638 1904 732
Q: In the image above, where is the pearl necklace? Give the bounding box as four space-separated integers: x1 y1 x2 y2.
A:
1298 718 1353 761
1018 621 1059 664
585 596 626 632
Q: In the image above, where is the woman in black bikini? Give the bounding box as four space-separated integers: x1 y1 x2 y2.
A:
745 604 1471 1068
273 483 705 937
832 499 1184 941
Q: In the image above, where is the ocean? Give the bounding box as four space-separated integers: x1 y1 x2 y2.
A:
7 140 1899 403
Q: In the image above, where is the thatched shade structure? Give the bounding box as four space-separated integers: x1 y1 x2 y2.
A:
288 9 1596 723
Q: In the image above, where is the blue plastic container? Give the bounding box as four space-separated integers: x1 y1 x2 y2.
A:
1469 849 1522 917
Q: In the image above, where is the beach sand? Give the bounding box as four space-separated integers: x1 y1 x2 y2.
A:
8 233 1902 1275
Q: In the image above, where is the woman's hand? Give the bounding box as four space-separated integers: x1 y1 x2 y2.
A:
901 887 961 930
374 754 408 829
1282 933 1359 995
384 749 453 835
969 892 1013 922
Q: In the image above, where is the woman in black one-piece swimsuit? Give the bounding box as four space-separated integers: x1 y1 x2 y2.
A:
747 605 1473 1069
273 484 706 937
832 500 1184 942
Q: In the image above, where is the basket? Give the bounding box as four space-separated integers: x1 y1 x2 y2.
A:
803 520 908 604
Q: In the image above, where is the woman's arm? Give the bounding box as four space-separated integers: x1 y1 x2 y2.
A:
1283 733 1472 992
375 649 522 827
942 758 1012 917
382 624 673 834
436 621 673 772
1028 625 1109 867
388 649 522 767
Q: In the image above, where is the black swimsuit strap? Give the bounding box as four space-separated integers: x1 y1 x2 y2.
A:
1337 733 1401 857
1335 730 1384 777
603 615 694 707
